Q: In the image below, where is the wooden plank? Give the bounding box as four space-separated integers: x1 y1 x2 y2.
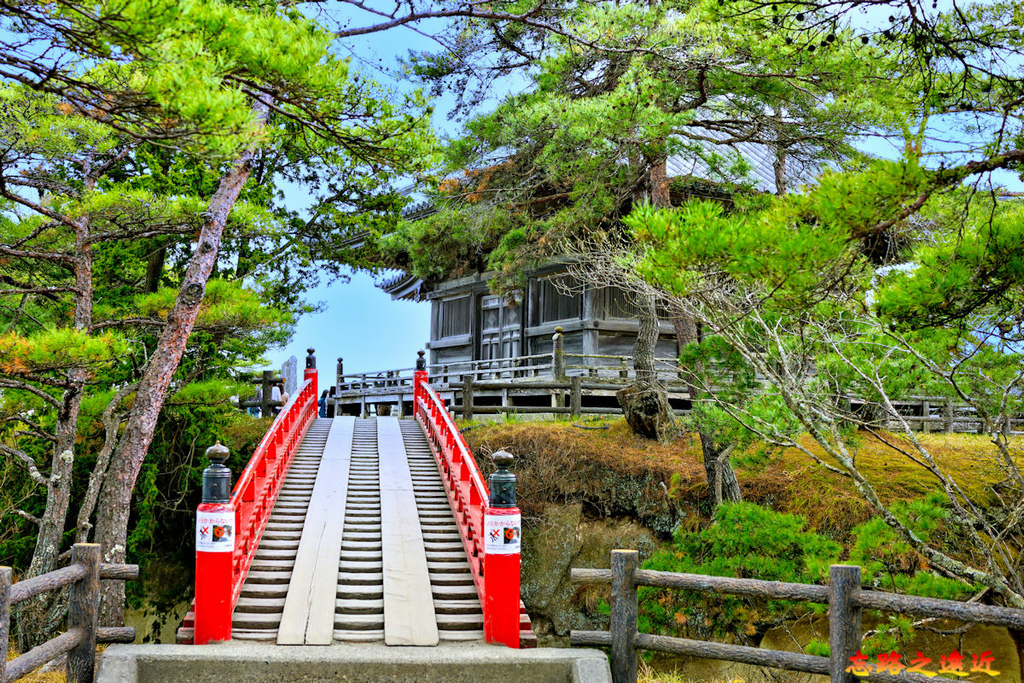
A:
277 417 354 645
378 418 439 646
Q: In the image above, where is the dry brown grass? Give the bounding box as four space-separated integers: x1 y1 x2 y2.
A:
638 660 741 683
6 645 66 683
465 417 1014 539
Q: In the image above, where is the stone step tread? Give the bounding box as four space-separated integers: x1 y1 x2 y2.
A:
235 596 286 613
334 630 384 643
334 614 385 629
336 598 384 613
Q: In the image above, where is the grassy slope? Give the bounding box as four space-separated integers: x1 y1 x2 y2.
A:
463 416 1017 540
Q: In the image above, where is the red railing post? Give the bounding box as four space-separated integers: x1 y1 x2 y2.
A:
194 442 235 644
483 450 521 648
305 347 318 410
414 350 428 405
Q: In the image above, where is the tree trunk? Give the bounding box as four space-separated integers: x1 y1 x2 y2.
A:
634 290 659 386
16 218 93 649
93 102 268 625
617 158 676 441
618 290 675 441
672 314 742 506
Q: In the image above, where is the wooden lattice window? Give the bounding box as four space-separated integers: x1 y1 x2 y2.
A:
601 288 641 319
438 296 471 338
534 276 581 324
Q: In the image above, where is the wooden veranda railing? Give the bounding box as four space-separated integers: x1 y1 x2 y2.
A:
1 543 138 683
334 335 1022 433
572 550 1024 683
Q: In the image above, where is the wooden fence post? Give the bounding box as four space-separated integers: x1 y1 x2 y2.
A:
570 376 582 418
921 400 931 433
943 399 954 433
67 543 101 683
260 370 274 417
463 377 475 421
610 549 639 683
1 566 10 683
552 327 565 381
829 564 862 683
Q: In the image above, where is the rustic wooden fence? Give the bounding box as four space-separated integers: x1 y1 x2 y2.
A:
334 343 1021 433
571 549 1024 683
1 543 138 683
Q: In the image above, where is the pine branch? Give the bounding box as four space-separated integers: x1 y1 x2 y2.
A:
0 442 50 486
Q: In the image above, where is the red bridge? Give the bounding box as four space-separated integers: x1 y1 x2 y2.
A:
177 350 535 649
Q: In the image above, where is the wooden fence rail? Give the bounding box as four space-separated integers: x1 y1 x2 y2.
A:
335 357 1022 434
331 335 1023 432
571 549 1024 683
1 543 139 683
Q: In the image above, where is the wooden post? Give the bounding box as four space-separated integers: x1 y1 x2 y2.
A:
944 399 954 433
619 358 629 380
552 327 565 380
570 376 582 418
463 377 475 421
610 550 639 683
921 400 931 433
260 370 274 417
829 565 862 683
67 543 102 683
1 566 10 683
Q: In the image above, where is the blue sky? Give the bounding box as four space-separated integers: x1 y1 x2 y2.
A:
263 271 431 375
264 9 515 375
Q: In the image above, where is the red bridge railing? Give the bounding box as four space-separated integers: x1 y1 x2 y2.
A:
413 365 526 648
182 354 318 644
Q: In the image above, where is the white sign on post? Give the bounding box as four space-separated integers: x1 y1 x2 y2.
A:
484 513 521 555
196 510 235 552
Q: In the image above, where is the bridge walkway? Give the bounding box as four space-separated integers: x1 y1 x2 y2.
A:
230 416 483 644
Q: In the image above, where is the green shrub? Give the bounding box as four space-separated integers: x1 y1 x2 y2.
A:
638 502 840 643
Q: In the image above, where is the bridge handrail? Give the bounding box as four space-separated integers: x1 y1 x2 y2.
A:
412 371 490 600
229 375 318 607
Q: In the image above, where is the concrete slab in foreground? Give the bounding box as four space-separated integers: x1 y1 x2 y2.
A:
96 642 611 683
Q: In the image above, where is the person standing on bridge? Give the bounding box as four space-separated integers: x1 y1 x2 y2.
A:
271 382 287 416
319 389 328 417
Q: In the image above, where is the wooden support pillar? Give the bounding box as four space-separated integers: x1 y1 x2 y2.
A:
462 377 475 421
570 376 582 418
67 543 102 683
829 564 862 683
261 370 274 418
552 327 565 380
610 550 639 683
921 400 931 433
944 399 954 433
